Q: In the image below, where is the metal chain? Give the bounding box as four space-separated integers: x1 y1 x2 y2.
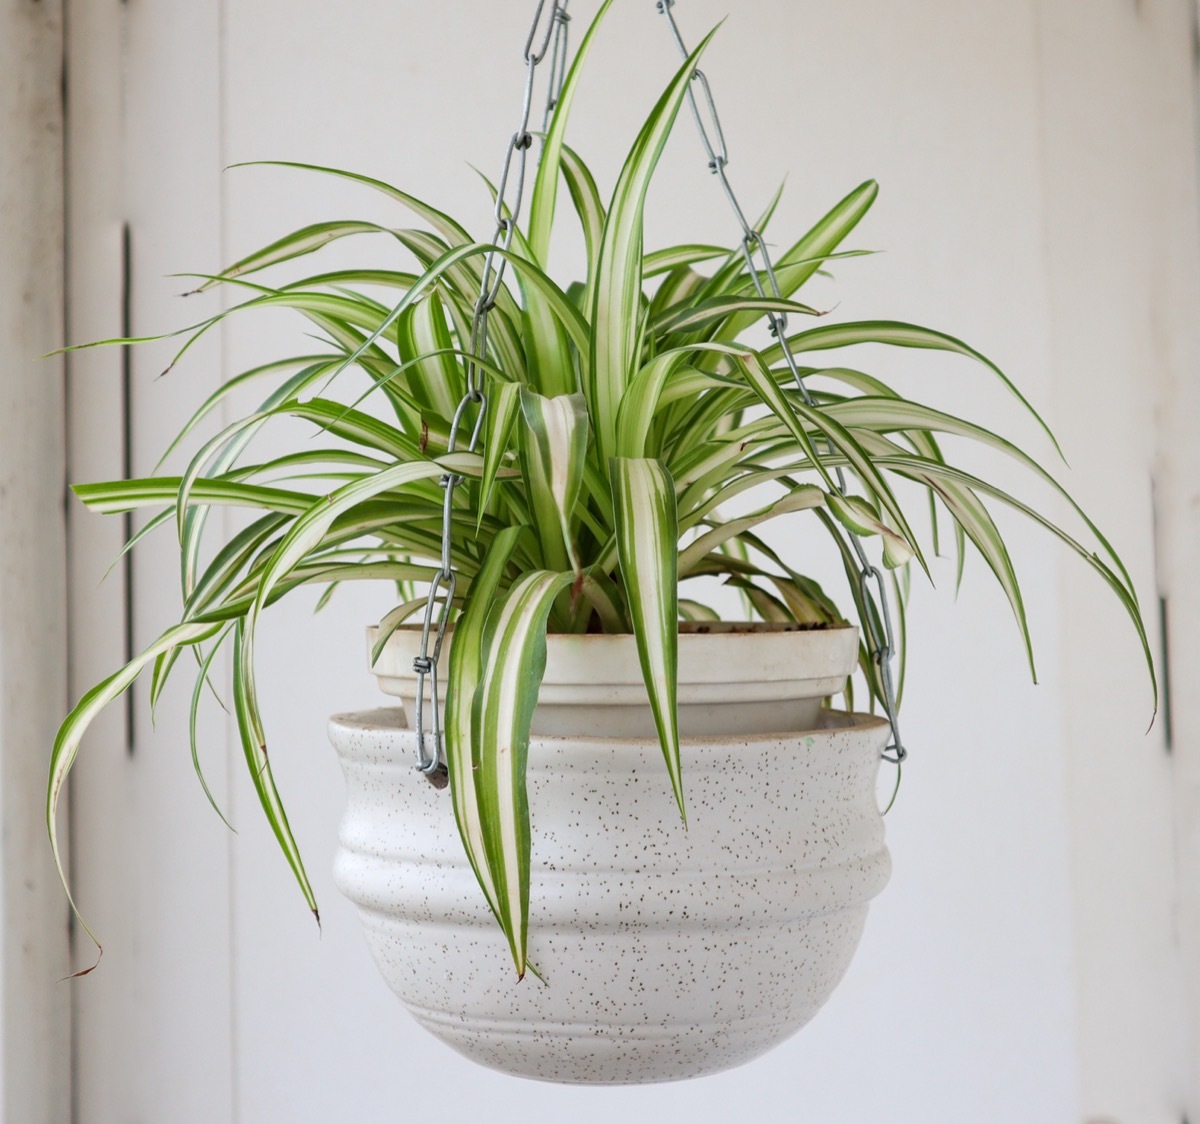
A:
656 0 906 766
412 0 572 779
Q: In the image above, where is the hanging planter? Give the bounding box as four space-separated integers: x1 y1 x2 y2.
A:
48 0 1155 1084
335 624 889 1083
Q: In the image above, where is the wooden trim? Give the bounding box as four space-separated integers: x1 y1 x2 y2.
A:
0 0 71 1119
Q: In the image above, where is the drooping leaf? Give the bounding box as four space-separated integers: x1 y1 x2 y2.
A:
678 485 824 575
48 617 226 970
231 620 318 923
609 457 683 820
764 319 1063 459
825 492 914 569
443 526 526 932
473 569 573 977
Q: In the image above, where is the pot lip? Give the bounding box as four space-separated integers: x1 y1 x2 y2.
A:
368 620 858 647
329 705 890 748
368 619 860 685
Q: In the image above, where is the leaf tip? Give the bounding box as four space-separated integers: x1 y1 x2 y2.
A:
61 943 103 982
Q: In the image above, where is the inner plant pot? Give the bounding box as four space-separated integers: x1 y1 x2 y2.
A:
368 620 861 737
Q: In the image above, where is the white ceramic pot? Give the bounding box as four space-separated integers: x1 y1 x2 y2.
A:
331 628 891 1085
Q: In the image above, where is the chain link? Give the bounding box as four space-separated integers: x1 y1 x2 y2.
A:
412 0 572 778
656 0 906 766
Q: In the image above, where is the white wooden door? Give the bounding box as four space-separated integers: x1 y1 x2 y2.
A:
64 2 1200 1121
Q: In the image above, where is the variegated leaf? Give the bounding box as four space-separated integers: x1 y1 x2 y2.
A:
444 526 526 932
48 617 226 971
825 492 915 569
589 30 716 465
478 381 522 529
395 289 464 420
609 457 683 819
528 0 613 266
519 389 589 577
474 569 573 977
678 486 824 575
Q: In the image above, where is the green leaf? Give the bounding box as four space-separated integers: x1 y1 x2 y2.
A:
589 28 718 466
579 569 627 632
443 526 526 933
616 350 692 459
652 294 819 339
478 381 522 529
75 477 316 517
720 180 877 339
518 389 589 577
678 598 720 622
527 0 614 265
194 220 385 291
188 626 236 831
236 461 447 812
230 161 473 245
678 485 824 575
609 457 683 820
155 355 337 470
559 144 606 309
369 598 438 667
764 319 1064 460
395 289 465 419
781 395 930 578
474 569 573 977
48 617 225 970
875 451 1155 708
825 492 914 569
231 620 319 923
643 243 728 278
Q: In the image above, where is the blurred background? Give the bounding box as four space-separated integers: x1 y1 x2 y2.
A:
3 0 1199 1120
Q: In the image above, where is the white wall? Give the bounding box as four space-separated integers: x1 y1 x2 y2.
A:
61 2 1198 1122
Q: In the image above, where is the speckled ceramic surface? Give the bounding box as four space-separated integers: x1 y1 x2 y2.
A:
329 707 891 1084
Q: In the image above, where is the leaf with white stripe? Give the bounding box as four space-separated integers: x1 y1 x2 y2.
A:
609 457 683 819
48 617 225 971
474 569 573 977
237 461 446 785
559 144 605 310
395 289 464 420
616 350 693 459
528 0 613 265
478 381 522 530
762 319 1063 459
643 243 728 277
589 29 717 465
678 485 824 575
825 492 915 569
519 389 588 578
719 180 878 339
443 526 526 931
231 620 318 923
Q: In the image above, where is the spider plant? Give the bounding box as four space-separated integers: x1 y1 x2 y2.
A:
50 3 1154 978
